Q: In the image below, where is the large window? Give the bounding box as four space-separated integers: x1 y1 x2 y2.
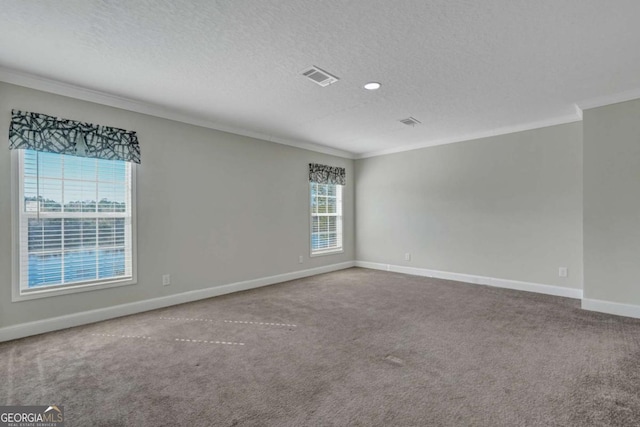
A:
13 149 135 300
310 182 343 255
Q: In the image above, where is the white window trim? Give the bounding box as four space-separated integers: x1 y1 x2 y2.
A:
10 149 138 302
309 182 344 257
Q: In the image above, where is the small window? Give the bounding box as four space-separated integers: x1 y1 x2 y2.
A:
13 149 136 300
310 182 343 255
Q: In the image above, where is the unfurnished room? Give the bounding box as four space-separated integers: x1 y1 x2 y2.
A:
1 1 640 426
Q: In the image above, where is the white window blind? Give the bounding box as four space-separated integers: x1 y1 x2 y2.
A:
310 182 343 254
17 149 134 294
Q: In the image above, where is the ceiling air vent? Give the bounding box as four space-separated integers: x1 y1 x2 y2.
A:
399 117 421 126
302 66 339 87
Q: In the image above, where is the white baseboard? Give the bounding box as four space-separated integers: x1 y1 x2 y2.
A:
355 261 583 299
0 261 355 343
581 298 640 319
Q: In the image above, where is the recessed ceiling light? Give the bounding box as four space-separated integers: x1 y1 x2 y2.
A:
364 82 381 90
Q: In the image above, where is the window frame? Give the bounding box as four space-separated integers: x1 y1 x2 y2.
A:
11 149 137 302
309 181 344 257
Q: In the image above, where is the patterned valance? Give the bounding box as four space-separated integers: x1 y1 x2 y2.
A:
9 110 141 164
309 163 346 185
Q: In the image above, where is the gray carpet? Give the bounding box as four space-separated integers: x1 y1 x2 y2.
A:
1 267 640 426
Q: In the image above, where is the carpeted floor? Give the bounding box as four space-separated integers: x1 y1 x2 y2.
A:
1 267 640 426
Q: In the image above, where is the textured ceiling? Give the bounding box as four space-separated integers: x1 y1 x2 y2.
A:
1 0 640 157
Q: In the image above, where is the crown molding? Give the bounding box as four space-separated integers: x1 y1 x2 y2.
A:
576 87 640 111
573 103 583 120
356 88 640 159
0 66 357 160
356 111 583 159
7 65 640 162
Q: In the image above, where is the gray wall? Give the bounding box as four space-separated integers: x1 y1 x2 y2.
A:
355 123 583 289
6 80 640 328
584 99 640 305
0 82 354 327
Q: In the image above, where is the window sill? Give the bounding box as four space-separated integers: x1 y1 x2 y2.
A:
310 249 344 258
12 277 137 302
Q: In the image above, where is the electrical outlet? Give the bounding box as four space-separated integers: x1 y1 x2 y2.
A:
558 267 568 278
404 253 411 262
162 274 171 286
298 255 304 264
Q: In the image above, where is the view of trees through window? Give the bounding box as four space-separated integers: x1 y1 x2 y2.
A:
311 182 343 254
20 150 132 289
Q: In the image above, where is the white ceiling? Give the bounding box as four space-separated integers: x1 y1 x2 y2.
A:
1 1 640 158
